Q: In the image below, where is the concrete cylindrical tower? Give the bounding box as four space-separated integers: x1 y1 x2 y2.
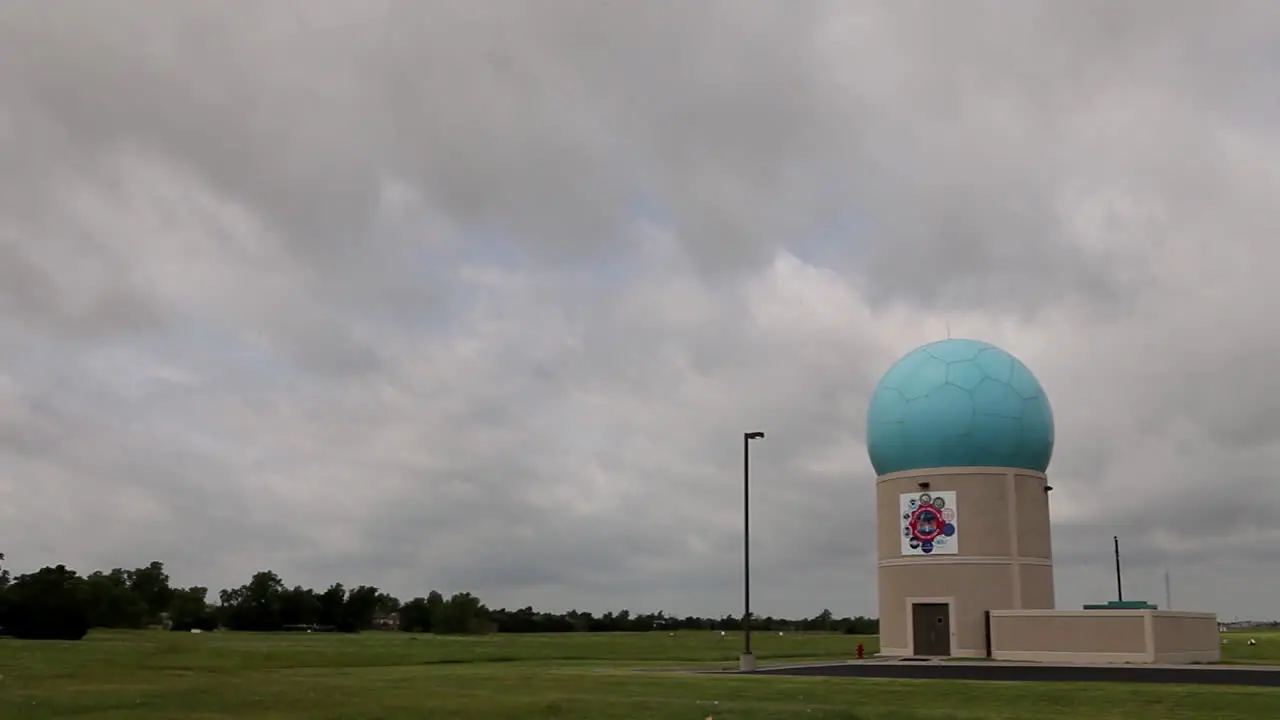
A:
867 339 1056 658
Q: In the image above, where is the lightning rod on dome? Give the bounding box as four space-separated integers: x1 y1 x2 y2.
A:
945 321 951 339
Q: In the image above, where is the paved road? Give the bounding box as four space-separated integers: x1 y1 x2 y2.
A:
731 661 1280 687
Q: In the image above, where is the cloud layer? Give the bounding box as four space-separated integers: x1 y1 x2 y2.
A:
2 0 1279 618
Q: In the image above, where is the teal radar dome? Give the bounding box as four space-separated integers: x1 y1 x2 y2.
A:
866 338 1054 476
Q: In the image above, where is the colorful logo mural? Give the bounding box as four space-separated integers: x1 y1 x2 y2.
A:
900 491 958 555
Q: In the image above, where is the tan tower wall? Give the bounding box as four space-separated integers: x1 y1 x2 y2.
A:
877 467 1054 658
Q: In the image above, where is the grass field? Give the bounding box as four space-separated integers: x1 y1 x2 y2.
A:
0 630 1277 719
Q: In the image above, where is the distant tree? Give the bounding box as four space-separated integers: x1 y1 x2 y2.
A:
278 586 322 627
0 553 882 638
841 615 879 635
564 610 593 633
83 569 149 628
316 583 347 629
128 561 175 622
398 596 432 632
219 571 286 631
1 565 90 640
807 608 834 632
716 615 742 632
425 589 444 619
374 592 401 619
169 586 217 631
398 591 445 633
432 592 491 634
340 585 380 632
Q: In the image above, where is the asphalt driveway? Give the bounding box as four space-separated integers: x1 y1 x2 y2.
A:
729 660 1280 687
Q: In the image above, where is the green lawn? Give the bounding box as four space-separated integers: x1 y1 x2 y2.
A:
0 630 1276 718
1222 630 1280 665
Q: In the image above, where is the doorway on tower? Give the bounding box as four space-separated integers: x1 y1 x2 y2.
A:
910 603 952 657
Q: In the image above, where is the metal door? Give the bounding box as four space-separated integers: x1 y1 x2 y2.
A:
911 603 951 656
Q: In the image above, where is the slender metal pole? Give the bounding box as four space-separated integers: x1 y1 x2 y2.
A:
743 433 752 657
739 431 763 671
1113 536 1123 602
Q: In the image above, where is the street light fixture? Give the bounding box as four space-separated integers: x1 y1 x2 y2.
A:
741 430 765 672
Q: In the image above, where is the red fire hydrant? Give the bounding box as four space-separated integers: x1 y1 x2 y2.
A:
856 643 864 659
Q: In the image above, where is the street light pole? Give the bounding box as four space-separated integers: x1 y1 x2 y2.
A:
741 431 765 672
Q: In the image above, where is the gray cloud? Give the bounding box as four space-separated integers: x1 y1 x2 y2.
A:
1 0 1279 620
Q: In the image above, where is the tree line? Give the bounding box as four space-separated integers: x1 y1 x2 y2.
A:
0 555 878 640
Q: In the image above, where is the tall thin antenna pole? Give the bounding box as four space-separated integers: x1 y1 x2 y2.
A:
1113 536 1123 603
945 321 951 339
1165 567 1172 609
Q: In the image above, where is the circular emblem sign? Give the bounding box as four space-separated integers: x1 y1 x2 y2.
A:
901 491 958 555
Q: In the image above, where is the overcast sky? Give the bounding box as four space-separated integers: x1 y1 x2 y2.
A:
2 0 1279 621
